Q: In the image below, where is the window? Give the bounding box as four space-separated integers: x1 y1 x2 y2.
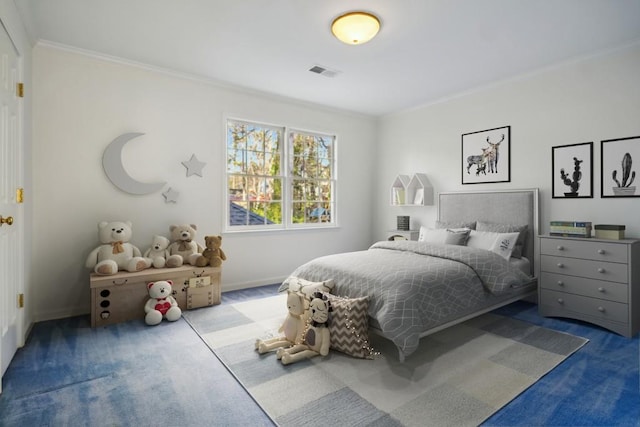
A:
226 119 336 231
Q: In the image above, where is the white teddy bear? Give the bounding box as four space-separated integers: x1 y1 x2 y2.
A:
85 220 151 275
166 224 203 268
144 235 171 268
144 280 182 325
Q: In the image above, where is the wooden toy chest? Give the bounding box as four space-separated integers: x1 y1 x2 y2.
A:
90 265 221 327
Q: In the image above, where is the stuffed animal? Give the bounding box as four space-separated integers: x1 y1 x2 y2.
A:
144 280 182 325
195 235 227 267
144 235 171 268
85 220 151 275
166 224 203 268
255 291 307 354
277 292 332 365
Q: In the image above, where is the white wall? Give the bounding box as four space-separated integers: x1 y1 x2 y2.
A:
32 45 376 321
374 43 640 247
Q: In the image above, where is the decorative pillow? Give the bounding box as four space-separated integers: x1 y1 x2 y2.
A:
467 230 520 260
435 220 476 230
324 293 377 359
476 221 528 259
418 227 470 245
278 276 335 298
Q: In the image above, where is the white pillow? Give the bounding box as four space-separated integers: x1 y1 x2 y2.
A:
467 230 520 260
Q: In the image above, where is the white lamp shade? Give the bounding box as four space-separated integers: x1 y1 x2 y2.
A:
331 12 380 45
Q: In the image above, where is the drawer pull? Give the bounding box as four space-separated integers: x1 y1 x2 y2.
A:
112 279 128 286
597 306 605 313
556 280 564 286
557 245 564 251
597 287 605 293
597 268 605 274
597 249 605 255
557 263 564 268
557 298 564 304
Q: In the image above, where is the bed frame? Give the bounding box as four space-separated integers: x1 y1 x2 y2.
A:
438 188 539 276
379 188 540 362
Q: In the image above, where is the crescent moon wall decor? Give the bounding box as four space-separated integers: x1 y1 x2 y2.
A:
102 133 167 195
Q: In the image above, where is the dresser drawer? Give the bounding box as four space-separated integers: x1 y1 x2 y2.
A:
540 255 628 283
540 238 628 263
540 289 628 323
540 272 628 303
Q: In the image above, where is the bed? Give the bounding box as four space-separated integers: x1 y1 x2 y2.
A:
280 188 539 361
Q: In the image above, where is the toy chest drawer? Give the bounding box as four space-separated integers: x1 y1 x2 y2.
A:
90 266 221 327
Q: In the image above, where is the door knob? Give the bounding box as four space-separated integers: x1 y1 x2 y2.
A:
0 215 13 226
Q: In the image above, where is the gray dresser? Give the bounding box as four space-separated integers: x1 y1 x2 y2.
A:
538 235 639 337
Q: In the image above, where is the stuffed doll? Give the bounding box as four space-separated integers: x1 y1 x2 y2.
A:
277 292 332 365
195 235 227 267
85 220 151 275
144 280 182 325
166 224 203 268
144 235 171 268
255 291 307 354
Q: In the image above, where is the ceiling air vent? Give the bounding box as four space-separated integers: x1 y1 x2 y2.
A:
308 65 339 78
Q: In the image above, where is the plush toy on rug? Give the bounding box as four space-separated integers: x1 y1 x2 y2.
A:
255 291 307 354
277 292 332 365
144 235 171 268
85 220 152 275
144 280 182 325
195 235 227 267
166 224 203 267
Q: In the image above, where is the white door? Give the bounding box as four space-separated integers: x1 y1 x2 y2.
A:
0 20 24 393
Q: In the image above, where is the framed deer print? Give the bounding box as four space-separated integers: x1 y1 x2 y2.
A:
601 136 639 198
462 125 510 184
552 142 593 199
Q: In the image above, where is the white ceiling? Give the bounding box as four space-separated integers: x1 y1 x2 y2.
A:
15 0 640 117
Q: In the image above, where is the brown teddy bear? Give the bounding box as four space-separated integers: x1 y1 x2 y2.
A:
195 235 227 267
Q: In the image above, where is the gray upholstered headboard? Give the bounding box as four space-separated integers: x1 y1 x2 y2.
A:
438 188 539 275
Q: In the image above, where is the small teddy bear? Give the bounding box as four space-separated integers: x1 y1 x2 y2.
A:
166 224 203 268
195 235 227 267
144 280 182 325
255 291 308 354
277 292 332 365
144 235 171 268
85 220 151 275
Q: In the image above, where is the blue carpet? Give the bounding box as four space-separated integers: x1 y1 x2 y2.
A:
1 284 638 426
0 313 274 426
484 301 640 426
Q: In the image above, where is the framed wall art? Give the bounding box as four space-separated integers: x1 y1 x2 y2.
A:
552 142 593 199
601 136 639 198
461 125 510 184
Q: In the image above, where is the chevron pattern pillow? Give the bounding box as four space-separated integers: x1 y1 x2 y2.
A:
325 294 377 359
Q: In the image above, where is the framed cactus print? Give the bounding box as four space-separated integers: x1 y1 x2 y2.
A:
552 142 593 199
601 136 639 198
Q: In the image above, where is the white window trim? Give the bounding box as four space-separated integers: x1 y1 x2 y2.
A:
223 116 338 233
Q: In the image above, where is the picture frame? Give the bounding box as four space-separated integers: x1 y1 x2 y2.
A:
551 142 593 199
461 125 510 184
601 136 639 198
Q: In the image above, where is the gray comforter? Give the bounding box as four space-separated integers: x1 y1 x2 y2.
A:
280 240 533 358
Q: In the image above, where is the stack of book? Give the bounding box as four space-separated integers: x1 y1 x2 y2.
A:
550 221 592 238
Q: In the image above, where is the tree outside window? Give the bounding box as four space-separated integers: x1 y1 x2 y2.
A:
226 119 335 230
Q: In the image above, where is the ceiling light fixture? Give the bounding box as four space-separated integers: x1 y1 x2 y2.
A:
331 11 380 45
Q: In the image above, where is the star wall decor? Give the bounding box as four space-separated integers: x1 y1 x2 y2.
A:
182 154 206 177
162 187 180 203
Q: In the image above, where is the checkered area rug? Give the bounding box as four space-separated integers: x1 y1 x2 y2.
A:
184 294 587 427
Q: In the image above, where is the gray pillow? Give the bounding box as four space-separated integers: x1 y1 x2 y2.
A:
443 228 471 245
476 221 528 258
435 220 476 230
